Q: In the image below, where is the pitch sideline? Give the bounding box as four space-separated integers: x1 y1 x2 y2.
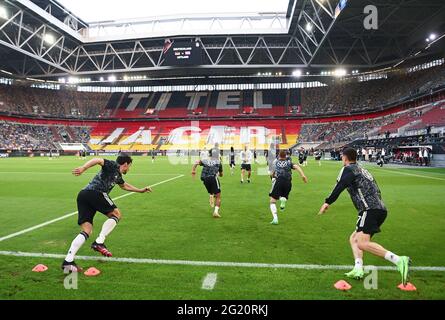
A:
0 250 444 272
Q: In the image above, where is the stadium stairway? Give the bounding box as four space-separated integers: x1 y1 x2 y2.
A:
151 127 163 146
66 126 77 142
50 126 63 142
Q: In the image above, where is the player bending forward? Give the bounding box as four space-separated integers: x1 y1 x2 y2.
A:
318 148 411 285
192 149 223 218
269 150 308 225
62 154 152 273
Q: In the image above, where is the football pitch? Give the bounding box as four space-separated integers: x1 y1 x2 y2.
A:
0 156 444 300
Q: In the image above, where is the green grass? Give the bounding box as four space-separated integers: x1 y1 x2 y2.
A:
0 156 444 300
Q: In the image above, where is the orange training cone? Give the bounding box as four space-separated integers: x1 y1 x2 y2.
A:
84 267 101 277
398 283 417 291
32 264 48 272
334 280 352 291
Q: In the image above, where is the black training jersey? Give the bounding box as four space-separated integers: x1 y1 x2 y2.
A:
83 159 125 194
200 159 223 180
325 163 386 213
272 158 294 181
230 151 235 162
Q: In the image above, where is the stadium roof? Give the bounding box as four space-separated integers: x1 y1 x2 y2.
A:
32 0 295 41
0 0 444 81
57 0 289 24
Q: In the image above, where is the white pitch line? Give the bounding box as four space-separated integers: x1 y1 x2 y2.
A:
374 168 445 181
0 250 444 272
0 174 184 243
201 273 218 290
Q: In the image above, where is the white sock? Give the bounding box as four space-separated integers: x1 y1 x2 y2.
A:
355 258 363 269
214 206 220 214
384 251 400 265
270 203 278 220
65 232 88 262
95 217 118 244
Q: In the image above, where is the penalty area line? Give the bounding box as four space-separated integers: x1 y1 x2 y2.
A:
0 250 444 272
0 174 184 243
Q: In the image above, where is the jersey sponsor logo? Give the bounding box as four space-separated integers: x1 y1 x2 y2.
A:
205 160 220 166
276 160 291 168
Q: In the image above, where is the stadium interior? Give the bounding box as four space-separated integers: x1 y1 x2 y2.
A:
0 0 445 302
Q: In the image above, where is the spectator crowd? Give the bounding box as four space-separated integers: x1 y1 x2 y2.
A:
0 121 91 151
0 85 110 119
301 64 445 116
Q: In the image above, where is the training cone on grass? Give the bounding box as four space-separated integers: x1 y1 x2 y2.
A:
398 283 417 291
334 280 352 291
32 264 48 272
84 267 101 277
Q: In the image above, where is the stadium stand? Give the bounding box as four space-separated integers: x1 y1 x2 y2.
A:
301 64 445 116
0 120 91 151
87 119 301 152
105 90 298 119
1 64 444 121
1 64 445 153
3 95 444 153
0 85 110 119
297 101 445 145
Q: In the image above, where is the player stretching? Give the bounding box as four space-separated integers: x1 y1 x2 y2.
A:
192 149 223 218
62 154 152 273
318 148 411 285
240 145 253 183
229 146 236 175
269 150 308 225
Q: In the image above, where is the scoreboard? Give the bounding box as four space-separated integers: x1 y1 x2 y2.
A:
161 39 202 66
